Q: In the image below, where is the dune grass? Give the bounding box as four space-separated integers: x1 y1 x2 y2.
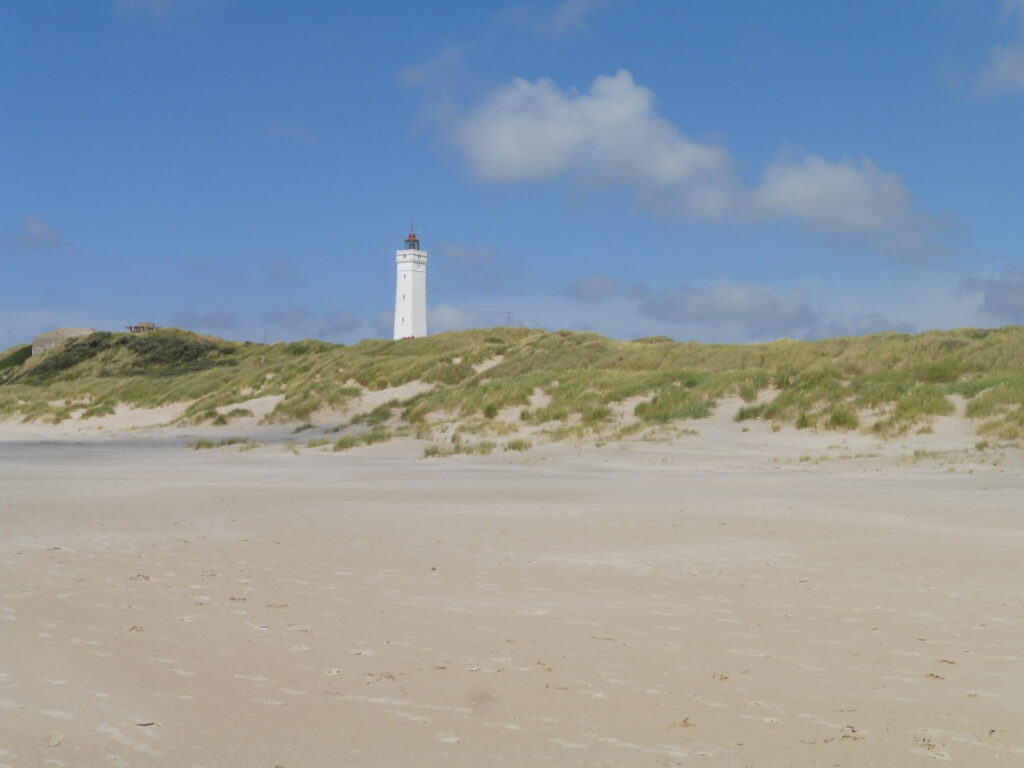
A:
0 344 32 375
422 439 497 458
4 325 1024 439
333 426 391 451
188 437 253 450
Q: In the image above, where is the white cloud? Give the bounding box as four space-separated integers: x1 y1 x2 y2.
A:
2 215 62 251
455 70 731 185
264 307 315 329
433 241 526 295
982 45 1024 91
318 309 363 337
980 0 1024 92
397 45 470 89
451 70 938 255
753 155 912 233
436 242 498 289
372 311 394 338
262 307 364 340
556 276 920 340
500 0 608 37
19 215 62 248
639 282 818 337
565 274 647 301
412 282 926 343
749 154 938 253
428 304 489 333
441 242 498 267
957 268 1024 322
544 0 608 36
806 312 915 340
566 274 618 301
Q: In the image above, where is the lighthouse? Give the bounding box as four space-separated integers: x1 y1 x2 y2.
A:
393 230 427 340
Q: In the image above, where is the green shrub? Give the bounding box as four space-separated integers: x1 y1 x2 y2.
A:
123 332 229 374
188 437 251 450
20 332 118 383
455 440 495 455
635 391 714 423
582 405 611 424
81 398 117 418
361 426 390 445
735 404 765 421
333 435 358 451
353 400 398 425
333 426 390 451
826 405 859 430
0 345 31 374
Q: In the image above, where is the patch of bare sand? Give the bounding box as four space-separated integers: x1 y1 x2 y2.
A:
2 426 1023 766
607 394 646 428
0 402 194 439
347 380 434 417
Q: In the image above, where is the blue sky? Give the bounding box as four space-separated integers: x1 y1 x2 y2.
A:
3 0 1024 348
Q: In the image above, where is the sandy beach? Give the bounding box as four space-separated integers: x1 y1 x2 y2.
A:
2 409 1023 766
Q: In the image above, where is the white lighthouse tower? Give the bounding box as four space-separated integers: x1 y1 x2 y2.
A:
393 230 427 340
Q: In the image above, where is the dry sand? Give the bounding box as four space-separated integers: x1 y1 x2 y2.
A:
2 407 1023 766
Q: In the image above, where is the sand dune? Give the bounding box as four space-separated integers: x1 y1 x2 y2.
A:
1 413 1023 766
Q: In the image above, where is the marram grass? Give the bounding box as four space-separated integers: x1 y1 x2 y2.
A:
3 325 1024 439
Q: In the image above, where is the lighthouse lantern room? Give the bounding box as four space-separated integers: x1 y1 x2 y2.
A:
393 230 427 340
